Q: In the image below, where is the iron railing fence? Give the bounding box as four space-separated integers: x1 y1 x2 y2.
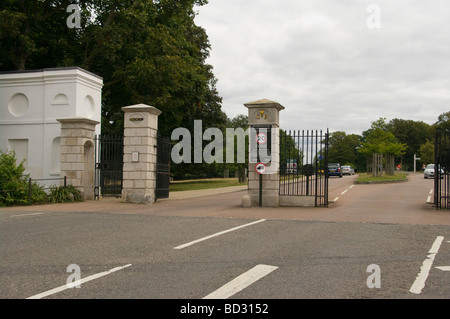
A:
434 129 450 210
279 129 329 207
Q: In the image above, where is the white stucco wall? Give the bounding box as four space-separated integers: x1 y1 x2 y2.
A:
0 67 103 187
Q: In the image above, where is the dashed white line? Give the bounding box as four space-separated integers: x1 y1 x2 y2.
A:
203 264 278 299
341 190 348 195
427 189 434 204
409 236 444 294
26 264 132 299
174 219 266 250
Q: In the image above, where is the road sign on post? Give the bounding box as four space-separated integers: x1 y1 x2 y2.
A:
255 163 266 174
250 125 272 164
244 99 285 207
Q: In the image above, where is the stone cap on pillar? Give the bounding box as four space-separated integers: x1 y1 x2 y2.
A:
122 104 162 130
57 117 100 129
121 104 162 116
244 99 285 126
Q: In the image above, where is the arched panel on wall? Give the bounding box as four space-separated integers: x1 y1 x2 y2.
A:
83 140 95 200
50 137 61 175
83 95 95 118
52 93 69 105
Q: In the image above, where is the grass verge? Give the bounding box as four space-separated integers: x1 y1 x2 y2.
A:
355 172 408 184
170 178 247 192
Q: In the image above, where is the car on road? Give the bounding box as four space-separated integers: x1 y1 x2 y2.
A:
328 163 343 178
341 165 355 175
424 164 444 179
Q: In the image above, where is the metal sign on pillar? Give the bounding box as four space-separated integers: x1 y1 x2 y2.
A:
244 99 285 207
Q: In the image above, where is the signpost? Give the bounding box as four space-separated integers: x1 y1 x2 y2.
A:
255 163 266 207
244 99 285 207
251 125 272 207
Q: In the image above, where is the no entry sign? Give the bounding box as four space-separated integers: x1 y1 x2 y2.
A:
255 163 266 174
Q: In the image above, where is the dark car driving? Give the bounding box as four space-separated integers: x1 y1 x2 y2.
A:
328 163 343 178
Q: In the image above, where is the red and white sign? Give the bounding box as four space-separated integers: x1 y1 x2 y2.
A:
256 132 267 145
255 163 266 175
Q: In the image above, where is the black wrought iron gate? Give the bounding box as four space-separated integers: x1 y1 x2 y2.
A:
94 134 124 199
434 129 450 210
156 133 171 200
279 129 329 207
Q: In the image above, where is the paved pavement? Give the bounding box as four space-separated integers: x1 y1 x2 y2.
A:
1 173 449 225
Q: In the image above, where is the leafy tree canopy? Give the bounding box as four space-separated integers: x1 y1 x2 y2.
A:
359 118 407 157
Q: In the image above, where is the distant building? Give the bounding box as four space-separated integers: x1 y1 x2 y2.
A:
0 67 103 187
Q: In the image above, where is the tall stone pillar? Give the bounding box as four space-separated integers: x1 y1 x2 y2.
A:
244 99 285 207
57 118 99 200
121 104 162 204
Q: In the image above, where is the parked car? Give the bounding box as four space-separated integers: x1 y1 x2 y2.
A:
328 163 343 178
341 165 355 175
424 164 444 179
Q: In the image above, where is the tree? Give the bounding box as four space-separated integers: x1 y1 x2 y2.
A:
419 140 435 165
359 118 407 175
435 111 450 132
388 119 433 170
327 131 363 170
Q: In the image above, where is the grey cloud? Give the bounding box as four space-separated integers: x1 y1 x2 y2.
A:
196 0 450 134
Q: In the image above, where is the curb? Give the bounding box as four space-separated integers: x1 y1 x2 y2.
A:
354 178 409 185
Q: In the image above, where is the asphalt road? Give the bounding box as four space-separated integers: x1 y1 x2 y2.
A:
1 173 449 301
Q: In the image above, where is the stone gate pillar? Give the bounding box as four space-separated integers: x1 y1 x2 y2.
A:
57 118 99 200
244 99 284 207
121 104 162 204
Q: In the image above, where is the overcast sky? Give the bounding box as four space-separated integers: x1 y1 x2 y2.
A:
194 0 450 135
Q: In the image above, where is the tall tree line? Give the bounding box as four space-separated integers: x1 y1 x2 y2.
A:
327 112 449 172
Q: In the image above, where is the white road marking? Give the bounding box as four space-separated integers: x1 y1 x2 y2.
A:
10 213 45 218
174 219 266 250
435 266 450 271
333 197 339 202
349 185 355 189
427 189 434 203
341 190 348 195
203 264 278 299
26 264 132 299
409 236 444 294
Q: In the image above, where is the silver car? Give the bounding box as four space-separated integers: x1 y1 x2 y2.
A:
424 164 444 179
341 165 355 175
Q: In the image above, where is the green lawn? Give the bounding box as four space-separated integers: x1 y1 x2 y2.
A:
170 178 247 192
355 172 408 183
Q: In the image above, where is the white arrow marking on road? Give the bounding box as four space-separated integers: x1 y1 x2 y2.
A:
203 264 278 299
409 236 444 294
435 266 450 271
